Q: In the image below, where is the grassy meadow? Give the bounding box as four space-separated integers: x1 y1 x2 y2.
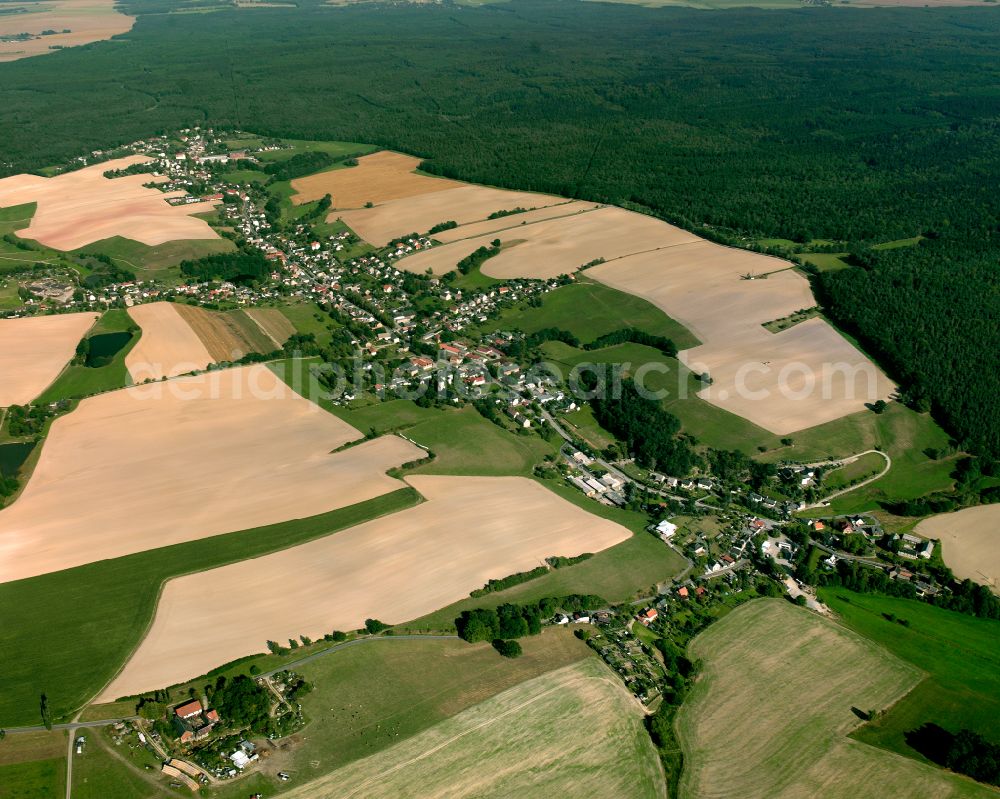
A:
273 657 665 799
71 734 162 799
483 276 700 350
406 405 558 476
206 629 593 798
0 488 420 727
819 589 1000 760
71 235 235 280
677 599 992 799
0 730 66 799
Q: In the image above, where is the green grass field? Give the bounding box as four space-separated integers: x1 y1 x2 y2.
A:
0 278 24 310
558 403 617 450
219 168 268 184
71 236 235 279
72 736 163 799
278 656 665 799
677 599 992 799
0 730 66 799
35 309 137 404
823 451 887 491
800 252 852 272
819 589 1000 760
406 406 557 476
277 302 341 347
315 397 557 477
253 138 377 164
208 629 593 798
0 757 66 799
483 277 700 350
0 488 420 727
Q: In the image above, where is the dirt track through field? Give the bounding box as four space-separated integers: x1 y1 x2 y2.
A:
0 364 423 583
0 312 97 405
97 475 631 699
0 156 220 250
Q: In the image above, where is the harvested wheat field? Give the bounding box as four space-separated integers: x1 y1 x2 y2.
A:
0 312 97 406
0 365 423 584
682 316 894 434
676 600 991 799
172 303 275 361
283 658 665 799
0 0 133 63
291 150 462 207
397 206 701 279
587 244 894 433
396 203 890 432
125 302 214 381
432 201 604 244
0 156 220 250
336 185 571 248
917 505 1000 594
98 475 630 698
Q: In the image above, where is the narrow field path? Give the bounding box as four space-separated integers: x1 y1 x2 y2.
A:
804 449 891 509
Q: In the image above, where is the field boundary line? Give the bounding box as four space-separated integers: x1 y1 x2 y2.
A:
75 488 427 722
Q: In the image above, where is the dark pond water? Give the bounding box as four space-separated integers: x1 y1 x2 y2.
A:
85 331 132 368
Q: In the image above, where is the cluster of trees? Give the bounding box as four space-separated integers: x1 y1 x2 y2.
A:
584 328 677 358
487 207 528 220
427 220 457 234
0 473 19 501
469 566 548 598
799 556 1000 621
545 554 592 569
179 250 269 284
456 240 501 275
261 150 333 181
5 404 51 437
213 674 271 732
299 193 332 223
591 378 695 476
456 594 606 654
78 256 135 291
908 724 1000 788
456 603 542 643
706 448 775 490
817 236 1000 460
941 729 1000 786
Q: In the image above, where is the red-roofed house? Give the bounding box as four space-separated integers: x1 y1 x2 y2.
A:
637 608 658 626
677 586 689 599
174 700 203 720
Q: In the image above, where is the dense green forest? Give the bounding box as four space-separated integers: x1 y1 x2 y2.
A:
0 0 997 454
